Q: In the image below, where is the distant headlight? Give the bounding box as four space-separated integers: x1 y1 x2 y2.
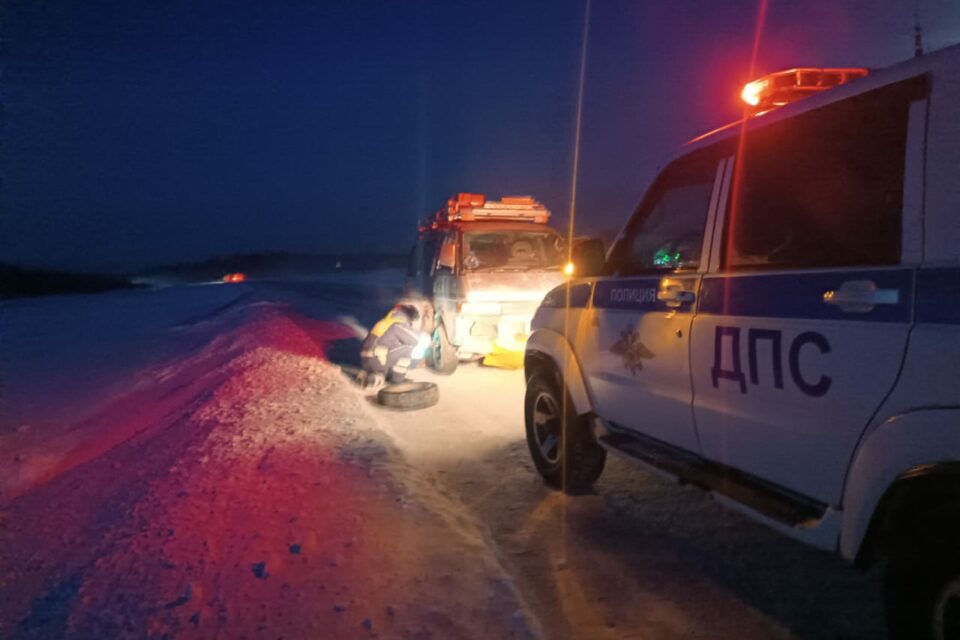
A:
460 301 502 315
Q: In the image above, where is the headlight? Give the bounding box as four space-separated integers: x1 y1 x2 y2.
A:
460 301 502 315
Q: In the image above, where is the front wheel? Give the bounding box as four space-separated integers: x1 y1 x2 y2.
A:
884 507 960 640
524 370 605 494
428 322 458 375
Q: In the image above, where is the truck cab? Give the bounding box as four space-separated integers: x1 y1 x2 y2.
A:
407 193 569 372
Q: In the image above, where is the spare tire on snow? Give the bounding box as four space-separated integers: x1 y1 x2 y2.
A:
377 381 439 411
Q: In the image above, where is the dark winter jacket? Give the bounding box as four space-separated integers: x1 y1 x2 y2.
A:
360 311 423 377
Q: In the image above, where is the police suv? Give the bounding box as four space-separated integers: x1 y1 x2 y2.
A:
524 46 960 639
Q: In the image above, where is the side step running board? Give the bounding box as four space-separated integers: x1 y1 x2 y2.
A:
595 421 829 527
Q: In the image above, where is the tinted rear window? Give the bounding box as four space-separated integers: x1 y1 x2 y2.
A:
724 77 924 271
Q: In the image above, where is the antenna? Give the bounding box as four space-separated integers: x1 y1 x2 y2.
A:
914 7 924 58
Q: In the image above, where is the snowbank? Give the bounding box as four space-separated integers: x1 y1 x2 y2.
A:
0 286 538 639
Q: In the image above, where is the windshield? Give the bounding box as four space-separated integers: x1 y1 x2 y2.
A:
462 230 566 272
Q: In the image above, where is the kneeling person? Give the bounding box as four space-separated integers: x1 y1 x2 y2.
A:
360 304 430 386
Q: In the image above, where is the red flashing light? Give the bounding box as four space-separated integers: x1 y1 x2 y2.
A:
741 67 869 112
741 79 765 107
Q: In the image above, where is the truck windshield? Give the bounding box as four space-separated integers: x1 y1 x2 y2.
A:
462 230 566 272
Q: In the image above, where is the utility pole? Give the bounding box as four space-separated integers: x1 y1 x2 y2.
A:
914 8 924 58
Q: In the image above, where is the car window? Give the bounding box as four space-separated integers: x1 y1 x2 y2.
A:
407 242 418 277
408 231 440 276
462 230 566 272
608 157 717 276
408 235 424 277
724 78 922 271
425 232 442 275
435 231 458 274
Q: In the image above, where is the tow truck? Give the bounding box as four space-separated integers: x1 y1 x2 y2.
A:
407 193 580 372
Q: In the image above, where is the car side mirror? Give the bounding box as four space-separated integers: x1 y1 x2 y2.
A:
572 237 605 277
437 243 457 271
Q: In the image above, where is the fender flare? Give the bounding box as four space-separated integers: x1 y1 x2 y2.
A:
524 328 593 416
840 407 960 562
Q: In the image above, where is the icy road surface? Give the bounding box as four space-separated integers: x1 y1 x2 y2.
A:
0 273 885 639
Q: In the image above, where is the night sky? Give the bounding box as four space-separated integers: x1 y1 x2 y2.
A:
2 0 959 272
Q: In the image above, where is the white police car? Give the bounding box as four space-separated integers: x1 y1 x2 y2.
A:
524 45 960 640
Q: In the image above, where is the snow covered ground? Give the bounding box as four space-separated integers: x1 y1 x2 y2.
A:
0 272 886 639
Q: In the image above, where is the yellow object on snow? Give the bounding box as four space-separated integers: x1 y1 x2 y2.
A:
482 342 525 370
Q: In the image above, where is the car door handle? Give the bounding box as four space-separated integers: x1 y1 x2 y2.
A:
657 288 696 307
823 280 899 313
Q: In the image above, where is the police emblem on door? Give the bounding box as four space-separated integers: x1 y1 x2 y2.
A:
610 323 655 375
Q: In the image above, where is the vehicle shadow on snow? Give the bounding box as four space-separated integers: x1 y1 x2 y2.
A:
446 440 886 640
253 276 411 370
278 308 364 370
587 459 885 639
324 337 363 370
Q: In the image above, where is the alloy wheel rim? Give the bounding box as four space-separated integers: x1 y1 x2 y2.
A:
432 329 443 365
532 391 562 465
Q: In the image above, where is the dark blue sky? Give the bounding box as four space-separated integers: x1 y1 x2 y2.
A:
2 0 959 272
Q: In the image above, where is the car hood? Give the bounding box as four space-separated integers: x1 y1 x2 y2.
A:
460 270 566 304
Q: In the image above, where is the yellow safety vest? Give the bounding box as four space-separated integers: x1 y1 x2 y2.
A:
369 311 404 338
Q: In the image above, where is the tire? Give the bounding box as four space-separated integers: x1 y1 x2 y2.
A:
429 322 458 375
524 369 605 494
377 381 439 411
884 507 960 640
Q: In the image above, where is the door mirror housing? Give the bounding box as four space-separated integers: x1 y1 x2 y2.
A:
571 237 606 277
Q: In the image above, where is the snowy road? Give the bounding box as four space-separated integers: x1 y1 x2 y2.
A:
0 274 886 639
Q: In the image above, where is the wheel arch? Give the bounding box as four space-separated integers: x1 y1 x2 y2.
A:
842 408 960 567
854 463 960 569
524 328 593 416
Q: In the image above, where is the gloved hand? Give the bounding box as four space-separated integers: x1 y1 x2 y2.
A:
410 333 431 361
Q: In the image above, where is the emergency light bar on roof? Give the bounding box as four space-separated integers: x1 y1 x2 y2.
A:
741 67 869 112
439 193 551 224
